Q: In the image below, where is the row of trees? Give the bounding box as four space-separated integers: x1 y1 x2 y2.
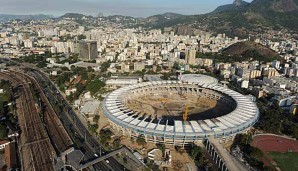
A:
256 98 298 139
231 134 271 170
0 80 14 139
189 144 213 170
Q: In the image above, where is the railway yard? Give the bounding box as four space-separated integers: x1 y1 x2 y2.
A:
0 69 72 171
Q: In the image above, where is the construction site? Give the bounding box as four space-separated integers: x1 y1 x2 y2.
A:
125 90 236 121
102 76 259 145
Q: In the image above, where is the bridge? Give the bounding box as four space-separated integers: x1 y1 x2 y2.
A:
205 137 247 171
79 147 144 170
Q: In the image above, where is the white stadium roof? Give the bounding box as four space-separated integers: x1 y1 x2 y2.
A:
102 80 259 140
179 74 218 85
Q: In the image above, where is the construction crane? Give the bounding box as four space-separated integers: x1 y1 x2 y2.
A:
183 104 188 121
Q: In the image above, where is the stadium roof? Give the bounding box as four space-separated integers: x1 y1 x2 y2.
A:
179 74 218 85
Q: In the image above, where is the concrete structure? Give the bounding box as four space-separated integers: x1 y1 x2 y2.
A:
78 40 97 61
106 76 142 88
80 100 100 117
179 74 218 85
206 137 248 171
187 49 196 65
102 78 259 146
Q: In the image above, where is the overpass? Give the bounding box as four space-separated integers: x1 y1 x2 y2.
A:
205 137 248 171
79 147 144 170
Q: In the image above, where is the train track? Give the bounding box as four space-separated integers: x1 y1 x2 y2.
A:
0 69 73 171
0 71 55 171
31 70 125 171
13 70 73 152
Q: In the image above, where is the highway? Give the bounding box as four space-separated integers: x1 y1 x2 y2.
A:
29 70 124 171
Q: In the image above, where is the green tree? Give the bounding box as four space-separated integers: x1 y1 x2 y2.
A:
88 123 99 134
156 143 165 156
93 115 100 123
190 144 202 160
86 80 105 95
99 129 112 145
250 147 264 158
136 136 146 146
0 124 7 139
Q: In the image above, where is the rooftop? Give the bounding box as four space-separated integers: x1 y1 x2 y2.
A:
179 74 218 85
80 99 100 115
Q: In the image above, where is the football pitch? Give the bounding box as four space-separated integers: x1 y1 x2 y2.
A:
268 152 298 171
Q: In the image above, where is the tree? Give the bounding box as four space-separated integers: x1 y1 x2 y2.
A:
250 147 264 158
93 115 100 123
86 80 105 96
87 66 94 72
190 144 202 160
156 143 165 157
99 129 112 145
88 123 99 134
136 136 146 146
113 138 121 148
0 124 7 139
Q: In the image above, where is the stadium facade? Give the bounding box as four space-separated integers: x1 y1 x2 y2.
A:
102 75 259 146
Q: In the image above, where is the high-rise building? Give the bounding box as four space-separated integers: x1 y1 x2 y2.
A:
187 49 196 65
237 68 250 80
78 41 97 61
272 60 281 69
250 70 261 79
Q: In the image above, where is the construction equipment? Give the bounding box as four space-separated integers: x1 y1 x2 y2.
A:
183 104 188 121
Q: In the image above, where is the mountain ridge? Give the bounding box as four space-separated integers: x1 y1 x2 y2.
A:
0 14 53 22
212 0 249 13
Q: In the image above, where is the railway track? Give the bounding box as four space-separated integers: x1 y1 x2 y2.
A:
31 70 125 170
0 71 55 171
0 70 72 171
12 70 73 152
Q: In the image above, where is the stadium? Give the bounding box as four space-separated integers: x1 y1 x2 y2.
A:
102 74 259 146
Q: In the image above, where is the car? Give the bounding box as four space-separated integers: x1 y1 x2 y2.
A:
94 154 98 157
105 160 109 164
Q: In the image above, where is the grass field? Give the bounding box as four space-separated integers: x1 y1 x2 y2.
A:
268 152 298 171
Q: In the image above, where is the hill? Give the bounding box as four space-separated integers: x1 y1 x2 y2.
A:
197 42 280 63
59 13 93 19
222 41 280 61
138 0 298 37
212 0 249 13
0 14 53 22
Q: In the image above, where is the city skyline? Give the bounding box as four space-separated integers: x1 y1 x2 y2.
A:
0 0 253 17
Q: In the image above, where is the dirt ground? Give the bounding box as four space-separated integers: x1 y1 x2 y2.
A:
97 107 110 131
126 92 217 119
120 137 197 171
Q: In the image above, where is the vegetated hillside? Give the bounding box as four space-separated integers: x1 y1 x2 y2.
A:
0 14 53 22
212 0 249 13
222 41 280 62
59 13 93 19
139 0 298 37
200 0 298 37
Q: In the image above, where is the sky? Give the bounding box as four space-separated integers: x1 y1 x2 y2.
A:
0 0 253 17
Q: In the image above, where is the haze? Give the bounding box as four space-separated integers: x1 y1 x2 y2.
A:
0 0 253 17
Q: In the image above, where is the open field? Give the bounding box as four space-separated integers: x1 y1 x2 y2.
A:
251 134 298 169
268 152 298 171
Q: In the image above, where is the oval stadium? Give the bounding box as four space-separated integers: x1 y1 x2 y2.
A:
102 74 259 146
